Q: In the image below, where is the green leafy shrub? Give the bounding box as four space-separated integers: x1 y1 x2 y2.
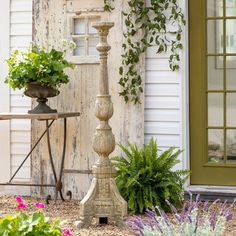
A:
5 42 75 91
0 196 73 236
112 138 190 214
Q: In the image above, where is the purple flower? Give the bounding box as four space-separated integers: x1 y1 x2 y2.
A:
226 213 233 221
15 196 24 203
146 209 156 218
62 228 73 236
35 202 45 209
17 202 27 209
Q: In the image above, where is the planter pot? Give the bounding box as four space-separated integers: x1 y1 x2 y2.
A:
24 82 59 114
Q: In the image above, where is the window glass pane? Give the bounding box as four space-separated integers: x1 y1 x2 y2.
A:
207 0 223 17
226 20 236 53
227 93 236 126
208 93 224 126
207 20 223 54
208 56 224 90
88 38 99 56
73 38 85 56
74 18 85 35
227 129 236 162
208 129 224 163
88 18 100 34
226 0 236 16
226 56 236 90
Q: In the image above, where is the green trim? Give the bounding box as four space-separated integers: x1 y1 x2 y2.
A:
190 0 236 185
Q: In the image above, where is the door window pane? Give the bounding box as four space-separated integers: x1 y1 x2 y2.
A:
208 56 224 90
208 93 224 126
73 38 85 56
226 0 236 16
226 20 236 53
208 0 223 17
208 129 224 163
227 129 236 162
207 20 223 54
226 56 236 90
227 93 236 126
74 19 85 35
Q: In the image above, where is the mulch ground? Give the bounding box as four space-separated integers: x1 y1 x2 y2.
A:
0 195 135 236
1 195 236 235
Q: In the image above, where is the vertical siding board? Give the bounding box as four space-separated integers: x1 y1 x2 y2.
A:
31 0 144 199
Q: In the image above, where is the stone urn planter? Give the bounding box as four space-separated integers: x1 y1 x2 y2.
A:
24 82 59 114
4 43 75 114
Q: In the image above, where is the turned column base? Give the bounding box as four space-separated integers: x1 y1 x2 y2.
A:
77 166 127 228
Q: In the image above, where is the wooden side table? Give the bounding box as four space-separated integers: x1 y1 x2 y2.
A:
0 112 80 201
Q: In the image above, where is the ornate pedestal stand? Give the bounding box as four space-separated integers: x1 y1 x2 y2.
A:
77 22 127 228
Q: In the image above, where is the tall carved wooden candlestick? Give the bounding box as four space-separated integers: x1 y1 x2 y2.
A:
77 22 127 228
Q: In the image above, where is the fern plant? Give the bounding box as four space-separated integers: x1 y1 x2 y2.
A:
112 138 189 214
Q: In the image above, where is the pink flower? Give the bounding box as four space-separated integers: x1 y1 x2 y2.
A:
62 228 73 236
35 202 45 209
15 196 24 203
17 202 27 209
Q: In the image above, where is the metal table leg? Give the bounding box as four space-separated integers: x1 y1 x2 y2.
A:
0 118 68 202
46 118 67 201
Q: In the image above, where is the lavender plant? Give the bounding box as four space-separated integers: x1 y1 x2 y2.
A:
128 194 234 236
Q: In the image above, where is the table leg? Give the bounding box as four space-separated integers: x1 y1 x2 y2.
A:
46 118 67 201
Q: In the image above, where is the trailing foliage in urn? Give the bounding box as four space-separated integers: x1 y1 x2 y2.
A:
112 138 189 214
5 41 75 91
104 0 185 103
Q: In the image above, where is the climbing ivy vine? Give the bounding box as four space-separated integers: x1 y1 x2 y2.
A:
104 0 185 104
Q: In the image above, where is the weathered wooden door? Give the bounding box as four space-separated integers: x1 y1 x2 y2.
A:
190 0 236 185
32 0 144 199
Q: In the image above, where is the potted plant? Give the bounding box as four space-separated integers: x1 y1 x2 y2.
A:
5 42 75 114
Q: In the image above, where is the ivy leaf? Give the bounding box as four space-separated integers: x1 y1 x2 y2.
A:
119 66 124 75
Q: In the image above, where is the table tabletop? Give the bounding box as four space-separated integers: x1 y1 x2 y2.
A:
0 112 80 120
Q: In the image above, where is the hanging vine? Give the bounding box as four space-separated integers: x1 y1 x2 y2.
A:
104 0 185 104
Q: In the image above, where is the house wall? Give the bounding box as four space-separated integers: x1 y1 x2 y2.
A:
144 0 188 172
0 0 32 195
10 0 32 182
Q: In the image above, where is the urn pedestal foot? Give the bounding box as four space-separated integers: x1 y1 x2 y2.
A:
78 169 127 228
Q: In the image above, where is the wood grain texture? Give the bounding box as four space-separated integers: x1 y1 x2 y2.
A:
31 0 144 200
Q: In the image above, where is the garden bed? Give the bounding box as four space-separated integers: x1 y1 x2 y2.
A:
1 195 236 235
0 195 134 236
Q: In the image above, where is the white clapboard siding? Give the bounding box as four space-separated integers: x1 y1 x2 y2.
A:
144 44 181 150
11 0 32 12
10 0 32 182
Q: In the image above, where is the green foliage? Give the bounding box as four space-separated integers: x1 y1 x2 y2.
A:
0 211 62 236
103 0 114 12
112 138 190 214
104 0 185 104
5 43 75 91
